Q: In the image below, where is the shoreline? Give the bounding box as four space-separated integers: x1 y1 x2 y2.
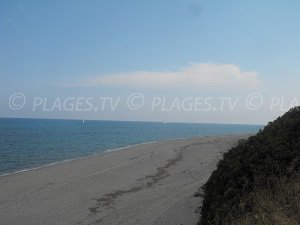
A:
0 137 187 177
0 134 252 225
0 133 248 177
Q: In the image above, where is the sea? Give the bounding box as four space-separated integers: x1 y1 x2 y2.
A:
0 118 262 176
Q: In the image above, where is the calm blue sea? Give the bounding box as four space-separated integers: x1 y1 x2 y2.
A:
0 118 262 175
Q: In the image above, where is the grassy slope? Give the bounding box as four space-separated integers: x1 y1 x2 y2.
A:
199 107 300 225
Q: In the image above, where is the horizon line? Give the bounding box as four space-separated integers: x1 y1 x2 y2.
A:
0 116 264 126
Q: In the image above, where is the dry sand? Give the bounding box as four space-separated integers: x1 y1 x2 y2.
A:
0 135 250 225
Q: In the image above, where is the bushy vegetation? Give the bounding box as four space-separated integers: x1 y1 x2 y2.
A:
199 107 300 225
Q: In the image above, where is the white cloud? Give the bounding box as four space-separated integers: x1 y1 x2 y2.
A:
73 63 261 89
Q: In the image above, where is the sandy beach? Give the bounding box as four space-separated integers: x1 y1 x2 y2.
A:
0 135 249 225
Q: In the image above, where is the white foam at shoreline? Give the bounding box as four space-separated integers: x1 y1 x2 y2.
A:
0 135 207 177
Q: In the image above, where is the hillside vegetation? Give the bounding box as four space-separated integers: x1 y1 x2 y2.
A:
199 107 300 225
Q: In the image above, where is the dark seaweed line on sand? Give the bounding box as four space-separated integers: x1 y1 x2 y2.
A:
88 143 196 215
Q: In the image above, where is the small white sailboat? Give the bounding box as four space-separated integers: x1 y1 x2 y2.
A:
82 120 85 124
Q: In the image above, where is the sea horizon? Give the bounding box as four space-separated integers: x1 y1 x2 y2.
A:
0 118 262 176
0 116 264 126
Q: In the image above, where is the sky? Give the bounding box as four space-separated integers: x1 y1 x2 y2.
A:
1 0 300 124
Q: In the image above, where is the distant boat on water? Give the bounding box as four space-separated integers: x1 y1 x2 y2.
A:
0 118 262 175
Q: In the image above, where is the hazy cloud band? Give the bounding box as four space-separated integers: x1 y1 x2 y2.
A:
71 63 261 89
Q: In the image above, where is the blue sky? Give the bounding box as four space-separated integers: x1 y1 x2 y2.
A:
1 0 300 124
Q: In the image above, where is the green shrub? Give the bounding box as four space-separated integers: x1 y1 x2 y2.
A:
199 107 300 225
